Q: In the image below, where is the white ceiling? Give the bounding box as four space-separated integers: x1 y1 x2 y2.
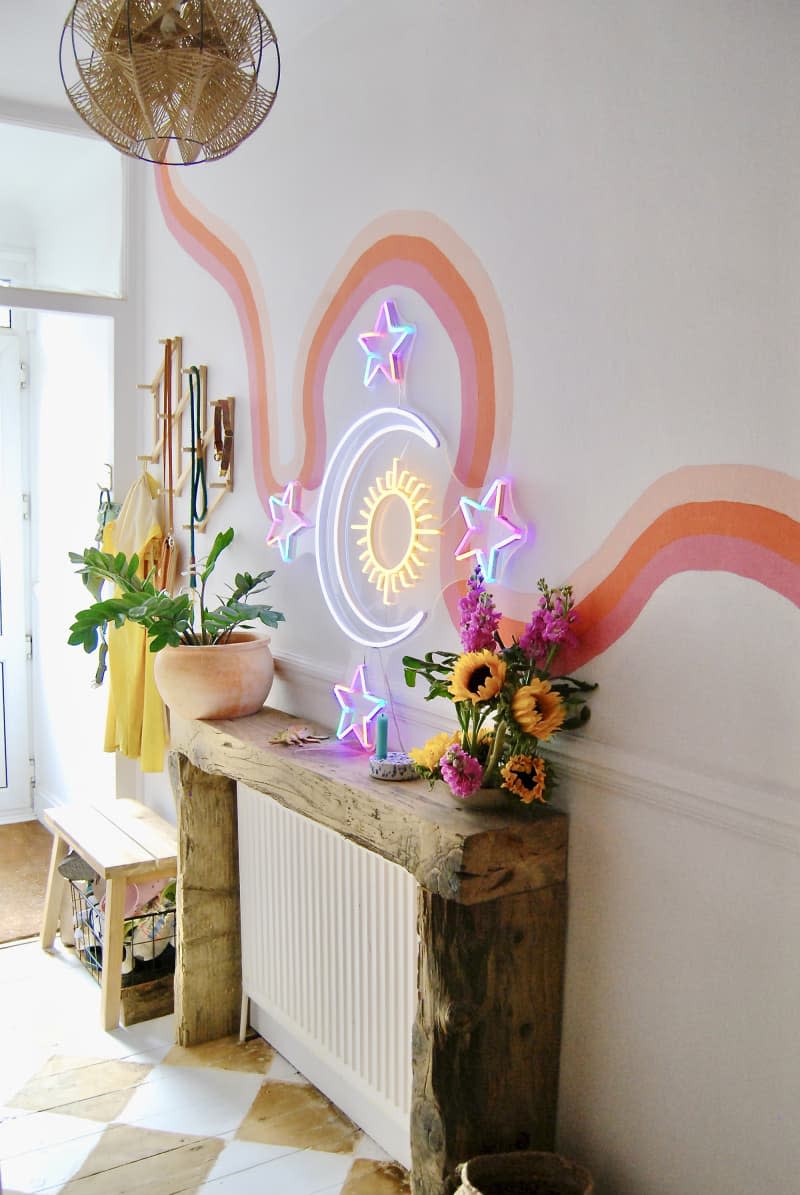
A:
0 1 352 112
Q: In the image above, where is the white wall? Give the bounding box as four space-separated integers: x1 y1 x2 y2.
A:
559 776 800 1195
125 3 798 1192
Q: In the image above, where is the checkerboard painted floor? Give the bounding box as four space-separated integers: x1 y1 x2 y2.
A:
0 940 410 1194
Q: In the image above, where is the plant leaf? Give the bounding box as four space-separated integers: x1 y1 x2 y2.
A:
200 528 234 584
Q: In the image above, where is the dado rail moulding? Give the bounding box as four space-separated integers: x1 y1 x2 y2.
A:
168 707 568 1195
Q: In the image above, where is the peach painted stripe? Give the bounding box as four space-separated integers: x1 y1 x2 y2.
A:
475 465 800 627
302 234 495 490
563 502 799 662
569 465 800 601
560 535 799 672
155 168 280 506
156 181 508 501
444 500 800 667
294 210 514 482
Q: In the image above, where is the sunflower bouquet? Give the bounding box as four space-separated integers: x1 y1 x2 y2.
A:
402 567 596 804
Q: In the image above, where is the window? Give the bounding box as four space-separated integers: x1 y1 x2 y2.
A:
0 122 123 298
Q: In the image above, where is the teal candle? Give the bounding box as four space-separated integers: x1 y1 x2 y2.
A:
375 713 388 760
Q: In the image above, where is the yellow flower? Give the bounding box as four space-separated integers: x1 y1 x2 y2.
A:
511 678 565 741
501 754 547 804
409 730 459 772
448 650 507 704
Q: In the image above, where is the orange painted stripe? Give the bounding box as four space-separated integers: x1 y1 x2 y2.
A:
303 234 496 488
574 501 798 630
447 499 799 649
442 494 798 664
157 168 279 497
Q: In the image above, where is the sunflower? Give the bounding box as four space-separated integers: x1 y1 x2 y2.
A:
511 678 565 740
409 730 459 772
448 650 507 704
501 754 547 804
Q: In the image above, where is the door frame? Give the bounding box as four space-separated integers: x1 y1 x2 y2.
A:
0 328 33 821
0 100 140 813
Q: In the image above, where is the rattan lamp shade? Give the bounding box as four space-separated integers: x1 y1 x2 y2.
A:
60 0 280 165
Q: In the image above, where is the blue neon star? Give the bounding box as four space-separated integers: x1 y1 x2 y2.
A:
357 299 416 388
266 481 312 563
455 478 526 582
333 665 386 751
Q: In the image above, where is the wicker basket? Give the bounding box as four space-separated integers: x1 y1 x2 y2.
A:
455 1151 594 1195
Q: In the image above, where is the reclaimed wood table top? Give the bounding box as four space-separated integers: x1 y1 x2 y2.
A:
169 706 566 906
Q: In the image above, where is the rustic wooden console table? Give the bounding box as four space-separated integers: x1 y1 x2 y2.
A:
168 708 568 1195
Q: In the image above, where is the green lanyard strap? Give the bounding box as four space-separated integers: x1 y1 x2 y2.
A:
189 366 208 588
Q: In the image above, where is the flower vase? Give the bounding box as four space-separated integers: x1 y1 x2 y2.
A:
433 780 510 811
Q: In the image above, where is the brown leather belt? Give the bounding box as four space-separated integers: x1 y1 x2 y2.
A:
213 399 234 475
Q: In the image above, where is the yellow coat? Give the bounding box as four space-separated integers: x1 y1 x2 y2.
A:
102 473 168 773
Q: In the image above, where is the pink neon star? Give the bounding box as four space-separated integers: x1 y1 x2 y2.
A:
455 478 527 582
333 665 386 751
266 481 312 562
357 299 416 387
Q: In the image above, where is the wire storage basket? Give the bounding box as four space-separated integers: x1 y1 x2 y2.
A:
455 1152 594 1195
69 878 177 989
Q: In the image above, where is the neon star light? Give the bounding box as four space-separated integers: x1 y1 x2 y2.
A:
352 458 440 605
455 477 527 582
357 299 416 388
315 407 440 647
333 664 387 751
266 480 312 562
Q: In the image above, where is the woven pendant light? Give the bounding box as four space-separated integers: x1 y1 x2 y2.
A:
60 1 280 165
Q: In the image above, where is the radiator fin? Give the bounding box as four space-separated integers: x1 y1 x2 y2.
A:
237 784 416 1157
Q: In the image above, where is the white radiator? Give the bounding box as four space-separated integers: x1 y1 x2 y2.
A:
237 783 417 1167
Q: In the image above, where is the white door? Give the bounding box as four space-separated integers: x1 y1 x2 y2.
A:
0 330 33 821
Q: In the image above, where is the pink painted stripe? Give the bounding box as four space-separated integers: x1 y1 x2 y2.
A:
155 169 279 506
302 259 479 488
156 181 512 505
297 209 514 474
559 535 800 672
569 465 800 601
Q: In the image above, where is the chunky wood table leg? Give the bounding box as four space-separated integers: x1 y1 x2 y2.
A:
170 751 241 1045
411 882 567 1195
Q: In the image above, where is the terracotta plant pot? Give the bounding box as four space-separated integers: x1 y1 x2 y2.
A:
153 632 274 720
455 1151 594 1195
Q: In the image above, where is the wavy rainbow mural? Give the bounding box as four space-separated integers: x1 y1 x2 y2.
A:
155 168 800 667
444 467 800 670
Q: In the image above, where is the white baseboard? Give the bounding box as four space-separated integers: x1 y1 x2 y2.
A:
0 806 36 825
33 787 69 820
272 649 800 855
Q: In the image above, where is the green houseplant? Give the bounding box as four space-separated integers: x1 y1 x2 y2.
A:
69 527 285 720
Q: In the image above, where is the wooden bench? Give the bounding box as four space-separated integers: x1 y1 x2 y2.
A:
40 799 177 1031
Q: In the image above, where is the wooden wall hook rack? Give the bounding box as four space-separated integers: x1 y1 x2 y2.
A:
137 335 235 535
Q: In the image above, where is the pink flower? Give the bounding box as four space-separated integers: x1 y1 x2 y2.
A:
543 605 578 649
458 566 501 652
520 587 578 663
439 745 484 798
519 606 548 664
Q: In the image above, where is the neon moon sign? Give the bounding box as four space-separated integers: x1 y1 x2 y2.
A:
315 407 440 647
